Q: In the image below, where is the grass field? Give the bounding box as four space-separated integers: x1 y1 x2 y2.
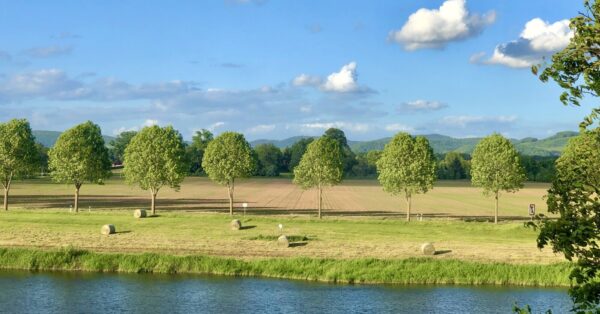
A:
5 176 549 219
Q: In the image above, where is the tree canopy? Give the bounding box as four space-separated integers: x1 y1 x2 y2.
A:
470 134 525 223
186 129 213 174
532 129 600 312
376 133 436 221
533 0 600 128
323 128 357 175
254 143 283 176
202 132 256 215
293 136 343 218
284 137 314 172
48 121 111 212
0 119 39 210
123 125 188 215
109 131 137 165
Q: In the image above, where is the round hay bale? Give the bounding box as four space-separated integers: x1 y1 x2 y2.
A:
133 209 147 218
278 235 289 247
101 224 116 235
230 219 242 230
421 242 435 255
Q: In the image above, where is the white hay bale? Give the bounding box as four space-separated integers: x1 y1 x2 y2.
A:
421 242 435 255
101 224 116 235
230 219 242 230
278 235 289 247
133 209 147 218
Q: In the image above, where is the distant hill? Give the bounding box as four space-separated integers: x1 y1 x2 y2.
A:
251 131 579 157
33 130 116 148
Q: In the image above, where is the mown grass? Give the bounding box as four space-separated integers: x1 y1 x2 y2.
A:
0 247 572 286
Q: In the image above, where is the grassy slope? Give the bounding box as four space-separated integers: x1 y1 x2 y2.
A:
0 247 572 286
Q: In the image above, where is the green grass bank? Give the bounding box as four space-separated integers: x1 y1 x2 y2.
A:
0 247 572 287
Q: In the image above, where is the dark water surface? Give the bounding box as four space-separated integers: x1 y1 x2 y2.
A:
0 271 571 313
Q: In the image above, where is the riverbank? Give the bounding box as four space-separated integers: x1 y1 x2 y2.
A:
0 247 572 286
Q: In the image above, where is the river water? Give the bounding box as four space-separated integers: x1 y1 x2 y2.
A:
0 271 571 313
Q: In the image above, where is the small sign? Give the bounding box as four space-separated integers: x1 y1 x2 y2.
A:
528 204 536 216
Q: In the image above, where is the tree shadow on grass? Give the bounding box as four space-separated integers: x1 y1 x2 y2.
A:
289 242 308 248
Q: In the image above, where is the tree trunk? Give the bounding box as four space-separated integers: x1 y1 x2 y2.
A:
406 195 412 222
494 192 499 224
151 190 157 216
74 184 81 213
227 180 235 216
318 185 322 219
3 187 8 211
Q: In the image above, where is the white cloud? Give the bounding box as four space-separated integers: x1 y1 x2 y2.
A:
144 119 159 127
440 115 517 128
384 123 414 132
112 119 159 135
399 100 447 113
247 124 276 133
390 0 495 50
292 74 322 87
208 121 225 131
293 62 371 93
476 18 573 68
299 121 370 133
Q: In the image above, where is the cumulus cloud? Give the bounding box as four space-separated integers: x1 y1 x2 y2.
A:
292 74 322 87
440 115 517 128
112 119 160 135
399 100 448 113
208 121 225 131
389 0 495 50
23 45 73 58
385 123 414 132
475 18 573 68
293 62 372 93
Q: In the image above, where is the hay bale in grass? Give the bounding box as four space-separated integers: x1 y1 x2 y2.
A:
230 219 242 230
101 224 115 235
421 242 435 255
278 235 289 247
133 209 147 218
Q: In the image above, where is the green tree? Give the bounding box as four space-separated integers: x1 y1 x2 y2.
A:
123 126 188 215
323 128 357 176
284 137 314 172
293 137 343 218
376 133 436 221
186 129 213 174
0 119 39 211
254 143 283 176
36 143 49 176
202 132 256 215
48 121 111 212
109 131 137 165
532 129 600 312
533 0 600 128
470 134 526 224
438 152 470 180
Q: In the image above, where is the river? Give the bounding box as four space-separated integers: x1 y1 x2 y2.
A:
0 271 571 313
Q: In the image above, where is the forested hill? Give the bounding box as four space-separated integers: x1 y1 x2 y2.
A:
251 131 579 157
33 129 577 157
33 131 116 148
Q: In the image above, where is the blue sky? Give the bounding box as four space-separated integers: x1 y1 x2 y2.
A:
0 0 595 140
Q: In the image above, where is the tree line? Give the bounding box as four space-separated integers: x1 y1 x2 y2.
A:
0 118 531 225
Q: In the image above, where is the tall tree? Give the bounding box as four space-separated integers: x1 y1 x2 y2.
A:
532 129 600 312
284 137 314 172
470 134 526 224
293 137 343 218
202 132 256 215
109 131 137 165
0 119 39 210
48 121 111 212
123 126 188 215
254 143 283 176
376 133 436 221
186 129 213 174
323 128 357 175
533 0 600 128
